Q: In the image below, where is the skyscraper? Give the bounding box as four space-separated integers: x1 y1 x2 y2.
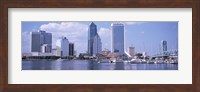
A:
93 34 102 56
56 37 69 57
69 43 74 56
161 40 167 54
111 23 125 54
30 32 41 52
40 31 52 52
30 30 52 52
88 22 97 56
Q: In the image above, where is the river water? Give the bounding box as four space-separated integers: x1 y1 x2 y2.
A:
22 60 178 70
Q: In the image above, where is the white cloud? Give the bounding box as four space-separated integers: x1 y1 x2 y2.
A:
39 22 89 54
40 22 88 38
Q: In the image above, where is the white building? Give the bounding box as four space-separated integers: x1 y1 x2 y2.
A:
142 52 147 57
30 30 52 52
56 37 69 57
128 47 135 58
111 23 125 54
41 44 51 53
93 34 102 56
102 48 111 54
22 53 32 57
31 52 54 56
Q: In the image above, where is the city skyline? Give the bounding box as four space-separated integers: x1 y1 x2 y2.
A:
22 21 178 56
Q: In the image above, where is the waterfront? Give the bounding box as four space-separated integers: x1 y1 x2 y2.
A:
22 60 178 70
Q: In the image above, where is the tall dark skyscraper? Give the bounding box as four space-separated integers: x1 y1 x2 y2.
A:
88 22 97 56
69 43 74 56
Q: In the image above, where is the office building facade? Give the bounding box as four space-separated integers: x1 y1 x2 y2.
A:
88 22 97 56
30 32 41 52
56 37 69 57
111 23 125 54
93 34 102 56
69 43 74 56
30 30 52 52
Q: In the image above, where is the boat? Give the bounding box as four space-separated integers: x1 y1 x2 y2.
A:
56 58 63 62
147 61 155 64
109 58 116 63
141 59 147 64
97 59 110 63
130 59 141 64
170 60 178 64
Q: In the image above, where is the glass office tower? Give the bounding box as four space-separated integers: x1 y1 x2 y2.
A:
88 22 97 56
111 23 125 54
161 40 167 54
93 34 102 56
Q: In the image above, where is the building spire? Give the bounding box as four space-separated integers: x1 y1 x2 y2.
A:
90 22 96 26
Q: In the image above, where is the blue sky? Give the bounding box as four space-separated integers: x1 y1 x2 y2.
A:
22 21 178 56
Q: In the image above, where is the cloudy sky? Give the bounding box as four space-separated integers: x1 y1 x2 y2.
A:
22 21 178 56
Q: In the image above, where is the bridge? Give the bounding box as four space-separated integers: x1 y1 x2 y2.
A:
151 50 178 59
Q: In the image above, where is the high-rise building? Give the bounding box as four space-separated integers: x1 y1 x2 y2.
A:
30 30 52 52
128 46 135 58
30 32 41 52
93 34 102 56
69 43 74 56
56 37 69 57
88 22 97 56
161 40 167 54
111 23 125 54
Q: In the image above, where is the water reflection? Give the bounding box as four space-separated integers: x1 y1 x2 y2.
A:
96 63 116 70
51 61 62 70
22 60 178 70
